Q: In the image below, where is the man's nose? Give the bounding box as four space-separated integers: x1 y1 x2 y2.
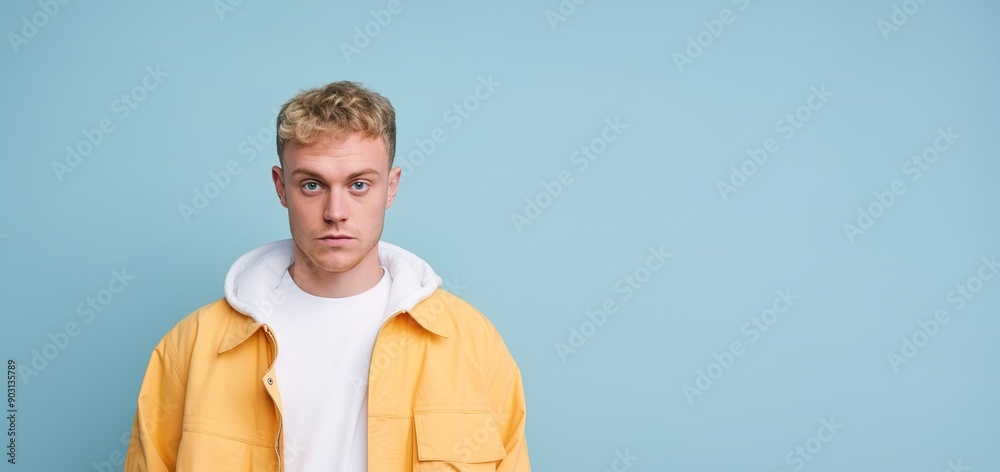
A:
323 189 349 222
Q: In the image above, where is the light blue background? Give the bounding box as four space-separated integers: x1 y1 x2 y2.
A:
1 0 998 470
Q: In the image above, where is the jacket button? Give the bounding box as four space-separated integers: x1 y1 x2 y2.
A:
267 378 273 385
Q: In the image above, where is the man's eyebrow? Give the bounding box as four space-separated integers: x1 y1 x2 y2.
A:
346 168 381 180
289 167 323 179
289 167 381 180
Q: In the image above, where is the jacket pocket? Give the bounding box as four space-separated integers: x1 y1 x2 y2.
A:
176 415 272 472
413 407 507 471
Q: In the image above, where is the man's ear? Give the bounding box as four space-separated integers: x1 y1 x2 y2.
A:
272 165 288 208
386 165 401 209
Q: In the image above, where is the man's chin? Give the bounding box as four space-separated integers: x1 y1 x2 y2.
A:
308 252 361 273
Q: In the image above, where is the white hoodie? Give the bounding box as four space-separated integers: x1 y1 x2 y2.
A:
224 238 443 325
221 238 444 471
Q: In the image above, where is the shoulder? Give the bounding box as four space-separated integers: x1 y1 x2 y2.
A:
165 297 241 341
418 288 519 363
155 298 247 366
426 288 501 335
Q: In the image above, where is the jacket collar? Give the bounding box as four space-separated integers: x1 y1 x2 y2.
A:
218 239 449 353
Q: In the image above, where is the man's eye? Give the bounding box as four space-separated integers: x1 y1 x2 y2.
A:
304 182 320 191
352 182 368 191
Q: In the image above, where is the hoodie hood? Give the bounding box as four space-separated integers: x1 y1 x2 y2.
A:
224 239 442 325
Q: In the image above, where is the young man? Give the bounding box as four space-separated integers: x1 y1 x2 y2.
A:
124 81 530 471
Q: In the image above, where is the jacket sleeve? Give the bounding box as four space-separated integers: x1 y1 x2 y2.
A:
123 331 187 472
485 331 531 471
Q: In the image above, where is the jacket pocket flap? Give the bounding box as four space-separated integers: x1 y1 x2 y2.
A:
414 409 507 463
182 415 273 448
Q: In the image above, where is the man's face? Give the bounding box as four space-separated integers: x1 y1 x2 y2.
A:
271 133 400 276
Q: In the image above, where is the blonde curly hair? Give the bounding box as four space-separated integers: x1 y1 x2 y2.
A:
275 81 396 167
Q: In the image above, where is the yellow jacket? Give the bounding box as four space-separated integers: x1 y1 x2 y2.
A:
124 240 530 471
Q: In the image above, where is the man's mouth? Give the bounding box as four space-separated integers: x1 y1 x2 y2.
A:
318 234 353 246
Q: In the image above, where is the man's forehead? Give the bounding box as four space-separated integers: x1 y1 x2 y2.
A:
287 161 383 179
288 132 382 152
286 162 383 184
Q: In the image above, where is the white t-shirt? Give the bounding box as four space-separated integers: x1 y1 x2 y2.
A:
267 265 392 472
